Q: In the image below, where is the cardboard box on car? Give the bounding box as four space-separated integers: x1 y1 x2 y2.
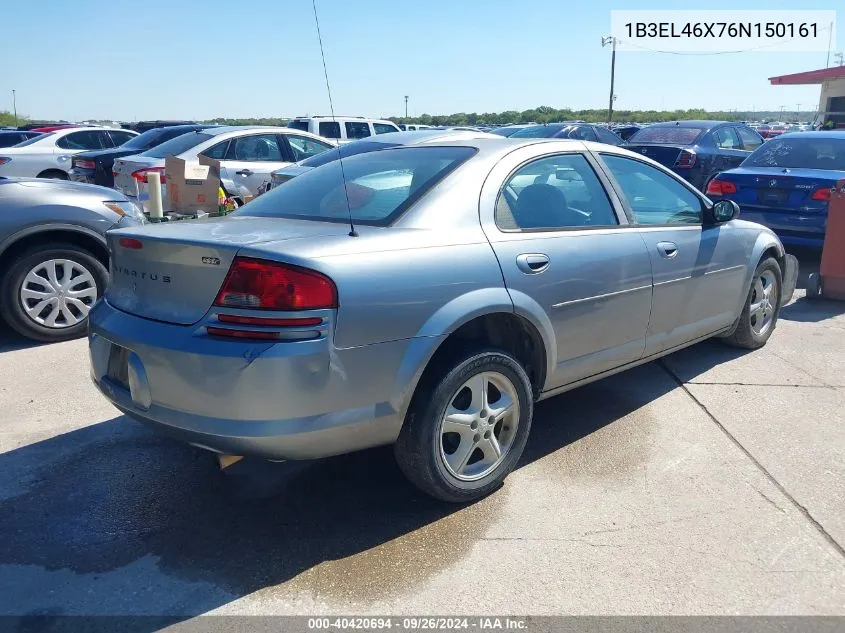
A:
165 154 222 215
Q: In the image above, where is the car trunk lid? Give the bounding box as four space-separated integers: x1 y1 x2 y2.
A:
105 216 353 325
113 155 164 202
714 167 837 210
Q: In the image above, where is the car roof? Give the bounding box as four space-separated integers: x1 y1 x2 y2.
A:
203 125 301 137
647 120 732 129
777 130 845 139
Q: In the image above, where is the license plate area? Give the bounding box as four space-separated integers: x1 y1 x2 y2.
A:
106 343 131 391
757 188 789 205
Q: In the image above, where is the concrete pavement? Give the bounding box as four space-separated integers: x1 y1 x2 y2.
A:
0 277 843 618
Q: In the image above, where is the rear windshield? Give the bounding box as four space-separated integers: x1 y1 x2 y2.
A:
300 140 400 168
628 127 704 144
236 146 476 226
509 125 565 138
743 137 845 170
287 120 310 131
140 132 213 158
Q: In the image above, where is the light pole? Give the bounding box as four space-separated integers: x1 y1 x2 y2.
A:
601 36 617 124
12 89 17 127
404 95 408 119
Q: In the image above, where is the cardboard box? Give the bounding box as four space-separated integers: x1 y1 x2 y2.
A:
165 154 221 215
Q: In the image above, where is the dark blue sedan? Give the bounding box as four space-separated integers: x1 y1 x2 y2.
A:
625 120 764 191
705 131 845 248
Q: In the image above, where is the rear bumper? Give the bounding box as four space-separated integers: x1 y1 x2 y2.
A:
88 299 409 460
69 168 96 184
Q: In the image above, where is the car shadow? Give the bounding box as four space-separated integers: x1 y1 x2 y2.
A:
0 342 752 624
0 322 48 353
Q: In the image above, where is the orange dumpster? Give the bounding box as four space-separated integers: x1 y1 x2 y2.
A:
807 179 845 300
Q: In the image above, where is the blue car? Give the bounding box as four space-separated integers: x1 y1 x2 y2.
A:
706 131 845 248
625 120 764 191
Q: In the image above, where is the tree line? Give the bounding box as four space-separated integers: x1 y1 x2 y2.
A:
1 107 810 130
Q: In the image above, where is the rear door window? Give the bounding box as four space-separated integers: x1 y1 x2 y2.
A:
56 130 105 150
226 134 284 161
497 153 618 230
318 121 341 139
108 130 137 147
345 121 372 140
736 127 763 151
200 140 229 160
286 135 333 161
712 127 741 150
374 122 399 134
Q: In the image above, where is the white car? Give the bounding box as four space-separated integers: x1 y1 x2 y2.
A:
286 116 401 144
0 127 139 179
112 126 335 209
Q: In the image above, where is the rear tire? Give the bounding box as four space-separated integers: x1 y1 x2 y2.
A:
722 257 782 350
806 273 822 300
36 169 69 180
394 349 533 503
0 243 107 342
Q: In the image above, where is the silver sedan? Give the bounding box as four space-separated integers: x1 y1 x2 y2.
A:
88 138 798 502
0 178 144 341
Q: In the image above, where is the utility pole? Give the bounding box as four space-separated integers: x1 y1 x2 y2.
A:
12 89 17 127
602 36 617 124
836 52 844 66
826 21 833 67
404 95 408 119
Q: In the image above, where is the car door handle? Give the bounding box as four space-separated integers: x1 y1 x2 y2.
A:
656 241 678 259
236 169 253 176
516 253 550 274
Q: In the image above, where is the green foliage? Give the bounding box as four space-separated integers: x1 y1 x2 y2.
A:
0 110 25 127
389 107 807 126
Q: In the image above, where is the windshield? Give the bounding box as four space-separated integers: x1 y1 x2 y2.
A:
287 121 310 131
300 140 401 168
140 131 213 158
237 146 475 225
628 127 704 144
12 133 52 147
743 137 845 170
509 125 565 138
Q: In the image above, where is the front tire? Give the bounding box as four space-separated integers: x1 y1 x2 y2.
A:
806 273 822 300
394 350 533 503
722 257 782 350
0 244 107 342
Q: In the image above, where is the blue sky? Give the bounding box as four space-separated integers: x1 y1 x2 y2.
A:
2 0 840 121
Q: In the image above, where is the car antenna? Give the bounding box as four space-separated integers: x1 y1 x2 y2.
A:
312 0 357 237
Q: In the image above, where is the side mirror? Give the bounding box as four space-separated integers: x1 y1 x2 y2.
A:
711 199 740 223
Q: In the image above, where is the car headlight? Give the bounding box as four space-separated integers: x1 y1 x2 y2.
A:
103 200 145 221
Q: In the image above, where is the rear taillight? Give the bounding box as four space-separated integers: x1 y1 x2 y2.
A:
131 167 166 184
118 238 143 249
214 257 337 311
674 150 697 168
811 187 832 201
74 159 96 170
0 157 10 166
705 178 737 196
